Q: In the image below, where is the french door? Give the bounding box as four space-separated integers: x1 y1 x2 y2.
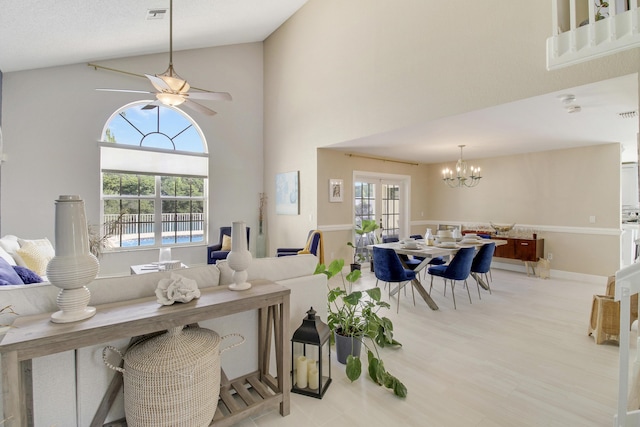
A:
353 172 410 243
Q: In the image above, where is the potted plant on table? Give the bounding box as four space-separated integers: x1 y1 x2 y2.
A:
315 259 407 398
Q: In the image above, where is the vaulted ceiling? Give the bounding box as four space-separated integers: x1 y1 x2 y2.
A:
1 0 637 163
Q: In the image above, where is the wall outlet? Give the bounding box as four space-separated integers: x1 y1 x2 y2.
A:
547 252 553 261
589 215 596 223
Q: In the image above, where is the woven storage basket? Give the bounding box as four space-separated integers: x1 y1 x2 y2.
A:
103 326 243 427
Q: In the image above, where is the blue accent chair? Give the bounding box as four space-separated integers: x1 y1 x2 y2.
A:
373 246 417 313
471 242 496 297
382 236 421 270
427 246 475 309
276 230 322 258
207 226 250 264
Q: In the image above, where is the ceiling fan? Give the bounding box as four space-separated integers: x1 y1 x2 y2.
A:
93 0 231 116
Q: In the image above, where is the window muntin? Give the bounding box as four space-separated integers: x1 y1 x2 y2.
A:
381 184 400 237
103 104 205 153
100 102 207 249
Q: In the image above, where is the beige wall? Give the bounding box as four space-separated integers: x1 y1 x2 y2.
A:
264 0 636 276
317 148 430 262
316 144 620 277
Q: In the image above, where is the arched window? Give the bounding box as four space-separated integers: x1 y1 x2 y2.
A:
99 102 208 249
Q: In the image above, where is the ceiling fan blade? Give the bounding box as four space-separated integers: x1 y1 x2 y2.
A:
185 91 233 102
141 101 163 110
183 99 217 116
96 88 154 94
145 74 172 93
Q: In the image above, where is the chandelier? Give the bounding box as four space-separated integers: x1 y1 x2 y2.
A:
442 145 482 188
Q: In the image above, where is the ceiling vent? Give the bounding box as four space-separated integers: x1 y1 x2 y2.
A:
146 9 167 20
619 111 638 119
558 94 576 104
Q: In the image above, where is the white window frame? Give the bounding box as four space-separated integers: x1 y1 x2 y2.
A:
99 101 209 250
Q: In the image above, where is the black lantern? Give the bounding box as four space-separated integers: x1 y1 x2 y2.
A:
291 307 332 398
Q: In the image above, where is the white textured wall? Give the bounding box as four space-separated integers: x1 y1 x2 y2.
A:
1 43 264 276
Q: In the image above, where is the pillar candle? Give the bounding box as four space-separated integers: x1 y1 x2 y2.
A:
308 367 319 390
296 355 308 388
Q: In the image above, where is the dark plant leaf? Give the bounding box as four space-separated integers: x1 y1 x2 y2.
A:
346 269 361 283
368 356 381 385
343 291 363 306
314 263 327 276
393 378 408 398
346 355 362 382
327 259 344 277
365 287 382 302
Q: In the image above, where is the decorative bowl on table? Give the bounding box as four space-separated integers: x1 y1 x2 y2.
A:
490 222 515 236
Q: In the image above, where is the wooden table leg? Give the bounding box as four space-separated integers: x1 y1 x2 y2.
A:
278 299 290 416
258 307 273 378
2 350 22 427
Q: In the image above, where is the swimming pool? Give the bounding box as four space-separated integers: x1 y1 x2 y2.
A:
121 234 204 247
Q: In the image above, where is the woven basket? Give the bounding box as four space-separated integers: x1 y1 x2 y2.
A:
103 326 243 427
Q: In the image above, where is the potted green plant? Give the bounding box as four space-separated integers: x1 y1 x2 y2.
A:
348 219 380 271
315 259 407 398
346 241 365 271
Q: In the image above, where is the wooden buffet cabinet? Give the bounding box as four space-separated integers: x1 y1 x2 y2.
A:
493 237 544 262
463 231 544 275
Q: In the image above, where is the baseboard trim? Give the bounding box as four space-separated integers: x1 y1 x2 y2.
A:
492 261 606 285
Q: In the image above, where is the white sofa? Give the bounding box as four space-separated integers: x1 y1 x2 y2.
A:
0 254 327 426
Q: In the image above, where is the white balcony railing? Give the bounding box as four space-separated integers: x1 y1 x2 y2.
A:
547 0 640 70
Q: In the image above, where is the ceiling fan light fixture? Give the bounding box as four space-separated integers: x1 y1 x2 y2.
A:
156 65 190 93
158 74 190 93
156 92 185 106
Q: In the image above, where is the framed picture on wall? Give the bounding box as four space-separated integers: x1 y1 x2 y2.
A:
329 179 344 202
276 171 300 215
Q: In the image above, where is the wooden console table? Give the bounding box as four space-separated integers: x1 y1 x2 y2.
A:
0 279 290 427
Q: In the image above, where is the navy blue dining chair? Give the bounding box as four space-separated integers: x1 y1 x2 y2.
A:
373 246 417 313
471 242 496 298
427 246 475 309
382 236 422 270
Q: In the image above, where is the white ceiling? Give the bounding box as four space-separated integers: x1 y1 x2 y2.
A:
0 0 309 72
328 73 639 164
0 0 637 164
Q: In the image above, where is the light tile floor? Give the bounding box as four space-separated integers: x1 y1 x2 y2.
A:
236 267 626 426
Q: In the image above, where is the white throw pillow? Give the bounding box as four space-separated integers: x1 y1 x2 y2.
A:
0 246 16 266
0 235 20 255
